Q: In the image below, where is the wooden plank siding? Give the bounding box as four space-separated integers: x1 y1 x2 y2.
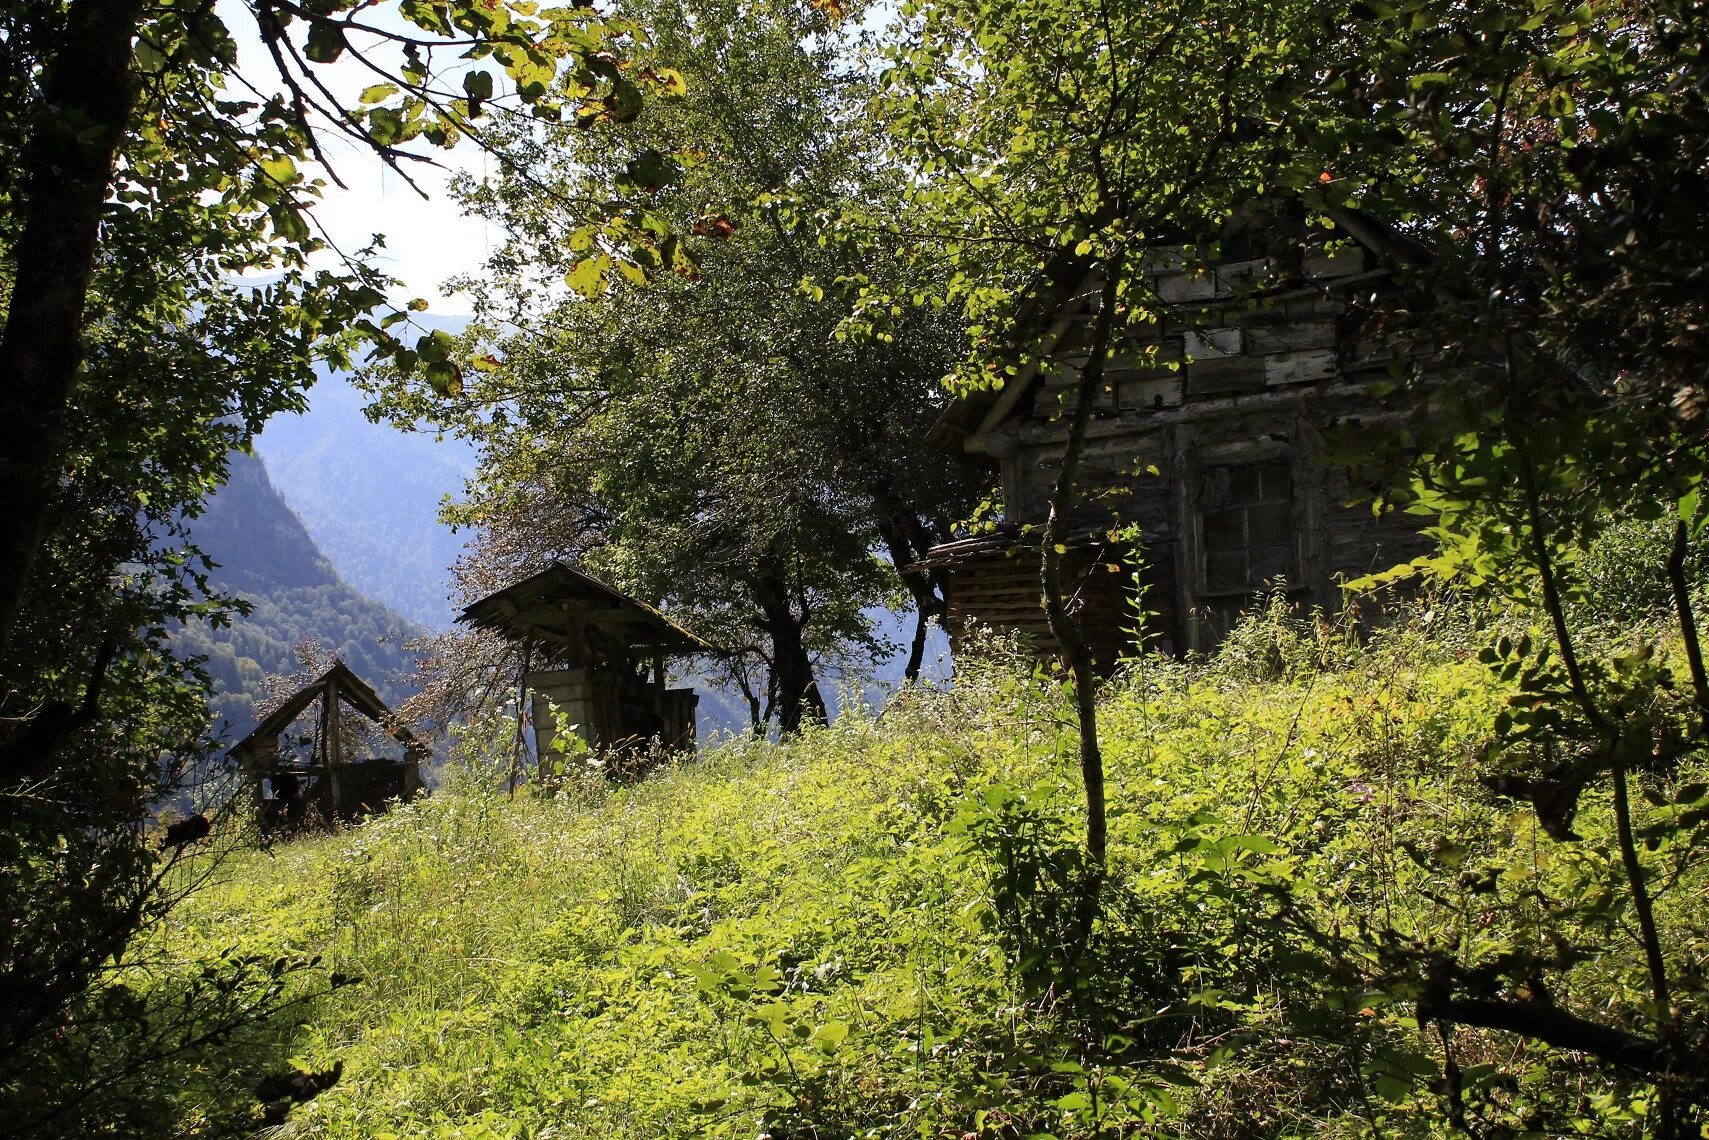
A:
923 537 1178 668
925 229 1436 663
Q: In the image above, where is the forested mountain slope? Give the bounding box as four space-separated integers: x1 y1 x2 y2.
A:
174 450 423 739
256 359 476 629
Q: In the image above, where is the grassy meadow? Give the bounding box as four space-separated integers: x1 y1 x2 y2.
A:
152 603 1708 1138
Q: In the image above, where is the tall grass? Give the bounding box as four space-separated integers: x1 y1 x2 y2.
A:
152 604 1707 1137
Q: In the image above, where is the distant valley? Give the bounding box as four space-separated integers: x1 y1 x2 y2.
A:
256 361 476 629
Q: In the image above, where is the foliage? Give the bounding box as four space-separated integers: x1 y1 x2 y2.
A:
849 0 1358 899
151 600 1708 1137
362 0 985 732
1273 7 1709 1131
0 0 679 1128
861 2 1709 1130
172 451 424 735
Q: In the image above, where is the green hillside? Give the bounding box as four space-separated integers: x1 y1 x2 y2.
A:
147 604 1709 1138
174 450 424 737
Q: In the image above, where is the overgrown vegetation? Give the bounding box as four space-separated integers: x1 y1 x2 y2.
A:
145 590 1706 1137
1 0 677 1124
364 0 983 733
7 0 1709 1132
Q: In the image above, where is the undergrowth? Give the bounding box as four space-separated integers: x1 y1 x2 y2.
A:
151 602 1709 1138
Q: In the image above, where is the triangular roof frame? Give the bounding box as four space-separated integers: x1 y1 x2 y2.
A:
457 561 712 656
229 660 424 758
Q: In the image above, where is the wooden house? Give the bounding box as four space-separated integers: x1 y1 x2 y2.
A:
458 562 708 768
921 214 1434 661
230 660 427 829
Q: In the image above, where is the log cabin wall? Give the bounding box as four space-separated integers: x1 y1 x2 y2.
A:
930 237 1435 660
921 538 1169 668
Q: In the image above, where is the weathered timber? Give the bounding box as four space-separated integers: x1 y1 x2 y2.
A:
922 214 1435 660
459 562 709 776
229 661 427 831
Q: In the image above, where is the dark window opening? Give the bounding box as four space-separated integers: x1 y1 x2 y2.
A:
1199 461 1294 593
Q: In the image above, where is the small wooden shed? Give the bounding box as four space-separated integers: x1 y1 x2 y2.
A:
230 660 427 828
923 212 1435 659
458 562 709 766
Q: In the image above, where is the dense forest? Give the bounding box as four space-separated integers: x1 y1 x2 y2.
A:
174 449 423 734
4 0 1709 1136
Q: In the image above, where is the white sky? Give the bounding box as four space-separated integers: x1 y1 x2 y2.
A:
307 139 497 311
220 0 502 310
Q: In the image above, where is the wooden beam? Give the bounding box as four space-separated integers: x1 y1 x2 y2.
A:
967 312 1077 452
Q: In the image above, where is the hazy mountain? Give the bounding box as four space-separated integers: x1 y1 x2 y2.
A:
255 363 476 628
175 450 424 740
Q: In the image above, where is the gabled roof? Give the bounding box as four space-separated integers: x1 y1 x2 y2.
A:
928 207 1430 455
229 660 424 757
909 524 1122 569
456 561 711 655
927 249 1097 455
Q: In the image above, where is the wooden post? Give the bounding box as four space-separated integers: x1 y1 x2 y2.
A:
653 652 666 741
510 644 530 796
249 735 279 810
323 673 344 819
1170 425 1202 651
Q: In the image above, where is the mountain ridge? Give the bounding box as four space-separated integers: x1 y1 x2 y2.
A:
255 361 476 629
175 450 424 740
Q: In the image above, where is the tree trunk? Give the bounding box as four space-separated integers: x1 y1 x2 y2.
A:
0 0 146 659
754 562 822 734
729 657 766 735
876 514 947 681
1039 255 1125 941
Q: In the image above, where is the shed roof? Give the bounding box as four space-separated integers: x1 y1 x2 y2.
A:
457 562 711 655
908 524 1125 570
229 660 424 758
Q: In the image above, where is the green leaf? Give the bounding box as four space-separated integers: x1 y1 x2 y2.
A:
135 37 167 74
416 329 455 363
269 204 309 242
424 360 462 398
565 255 611 299
305 19 345 64
606 79 644 122
367 107 404 146
624 149 678 193
652 67 688 96
359 83 399 104
463 69 494 105
258 155 298 185
1681 487 1704 535
811 1021 849 1054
